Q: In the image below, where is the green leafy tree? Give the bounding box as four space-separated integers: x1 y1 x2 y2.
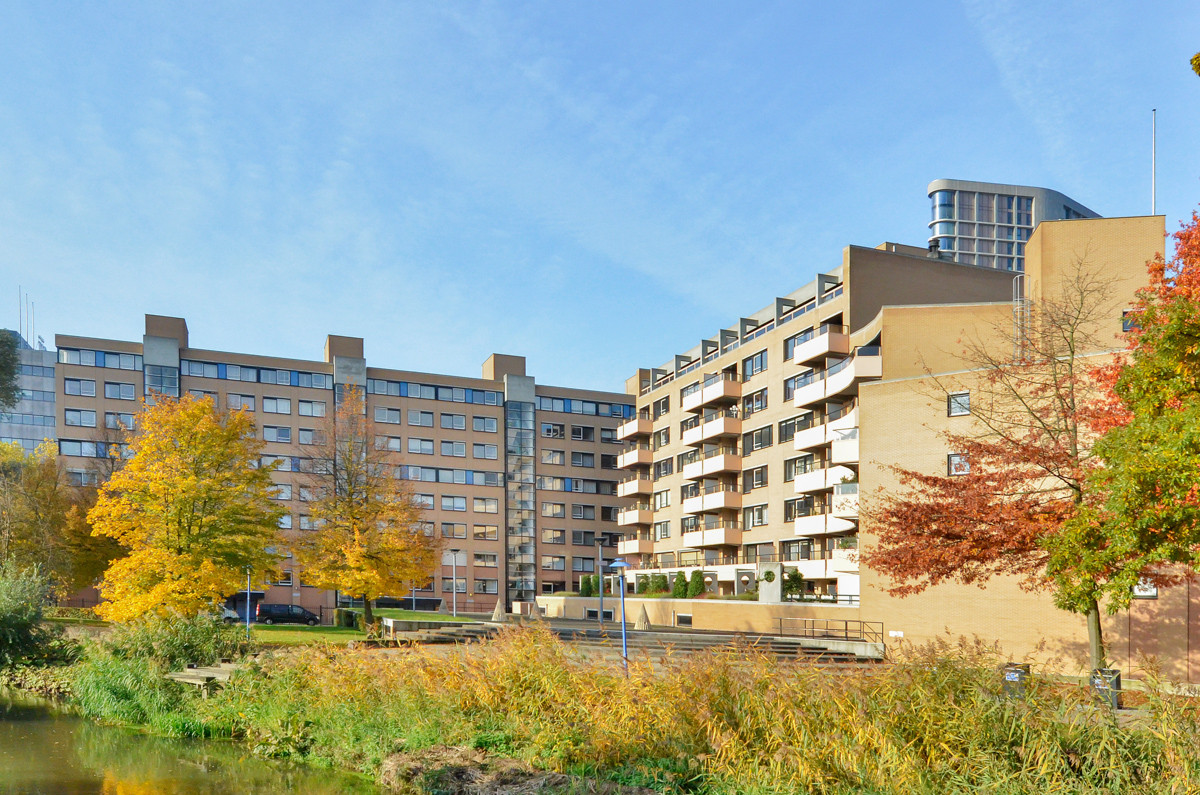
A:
687 570 706 598
579 575 593 597
1057 212 1200 623
0 561 52 665
781 569 806 600
672 572 687 598
0 331 18 413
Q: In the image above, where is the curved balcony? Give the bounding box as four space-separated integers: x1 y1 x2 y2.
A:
793 464 856 495
617 474 653 498
793 406 858 453
681 372 741 413
617 504 653 527
617 443 653 470
830 428 859 465
832 482 858 519
681 409 741 446
616 413 652 441
793 512 856 537
683 521 742 548
791 350 882 409
682 447 740 480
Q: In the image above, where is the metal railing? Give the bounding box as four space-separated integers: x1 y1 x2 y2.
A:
777 617 881 643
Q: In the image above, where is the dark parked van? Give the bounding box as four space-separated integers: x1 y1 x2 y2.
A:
256 603 319 625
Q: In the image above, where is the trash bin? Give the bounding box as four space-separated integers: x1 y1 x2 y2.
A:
1090 668 1121 709
1002 663 1031 699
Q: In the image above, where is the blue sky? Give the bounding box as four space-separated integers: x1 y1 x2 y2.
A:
1 2 1197 392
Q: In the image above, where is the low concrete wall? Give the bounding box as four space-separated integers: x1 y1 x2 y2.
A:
538 595 863 633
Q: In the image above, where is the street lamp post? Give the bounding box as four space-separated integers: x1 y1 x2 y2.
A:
609 560 630 675
449 548 461 617
595 538 604 625
245 566 252 640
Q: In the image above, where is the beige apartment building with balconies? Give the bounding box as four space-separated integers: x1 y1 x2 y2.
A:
54 316 634 616
616 241 1018 601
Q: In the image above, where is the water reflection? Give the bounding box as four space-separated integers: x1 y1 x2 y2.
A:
0 691 379 794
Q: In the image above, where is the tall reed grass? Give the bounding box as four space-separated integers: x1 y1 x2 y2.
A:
73 624 1200 793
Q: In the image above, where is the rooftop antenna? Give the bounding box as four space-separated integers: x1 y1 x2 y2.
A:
1152 109 1157 215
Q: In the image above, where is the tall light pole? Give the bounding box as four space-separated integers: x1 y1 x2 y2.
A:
610 560 630 676
245 566 252 640
449 548 461 617
595 537 604 625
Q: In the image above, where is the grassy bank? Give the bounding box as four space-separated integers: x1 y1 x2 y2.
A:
64 623 1200 793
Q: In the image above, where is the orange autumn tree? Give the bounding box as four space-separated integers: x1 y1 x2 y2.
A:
89 394 283 621
293 386 439 626
863 260 1123 669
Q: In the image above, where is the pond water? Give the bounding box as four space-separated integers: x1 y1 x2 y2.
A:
0 690 380 794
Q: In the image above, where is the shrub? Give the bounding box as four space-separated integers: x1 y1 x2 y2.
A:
782 568 806 600
687 570 705 598
0 562 53 666
650 574 669 593
672 573 688 598
635 577 647 595
579 577 593 598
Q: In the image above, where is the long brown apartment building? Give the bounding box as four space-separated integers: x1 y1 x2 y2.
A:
54 317 635 615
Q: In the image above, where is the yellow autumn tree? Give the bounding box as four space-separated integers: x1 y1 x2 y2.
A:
293 386 439 625
89 394 283 621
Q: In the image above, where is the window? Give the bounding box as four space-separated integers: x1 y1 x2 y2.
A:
652 396 670 419
263 397 291 414
187 389 216 402
105 412 135 431
67 469 99 487
441 522 467 538
275 570 293 586
572 558 595 573
442 578 466 594
441 440 466 457
473 497 498 514
572 530 596 546
681 515 698 533
571 425 594 441
403 438 431 455
228 393 254 411
784 332 803 361
652 459 674 480
541 555 566 571
473 524 499 540
64 409 96 427
408 410 434 427
784 457 806 482
652 489 671 510
299 487 318 502
473 443 497 460
779 416 801 443
743 425 773 453
277 514 293 530
473 416 498 433
743 466 768 492
572 504 596 520
64 378 96 397
600 506 619 522
571 451 595 468
542 423 564 438
742 350 767 380
948 453 970 476
600 454 618 469
541 528 565 544
541 449 565 465
542 502 565 518
743 389 768 416
263 426 292 443
441 413 466 430
104 382 136 400
441 496 467 512
743 504 768 528
413 493 435 509
144 365 179 397
272 484 293 500
948 392 971 416
654 520 671 540
600 428 618 444
652 427 669 450
299 400 326 417
474 579 499 594
299 428 325 446
375 407 402 424
784 375 801 401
